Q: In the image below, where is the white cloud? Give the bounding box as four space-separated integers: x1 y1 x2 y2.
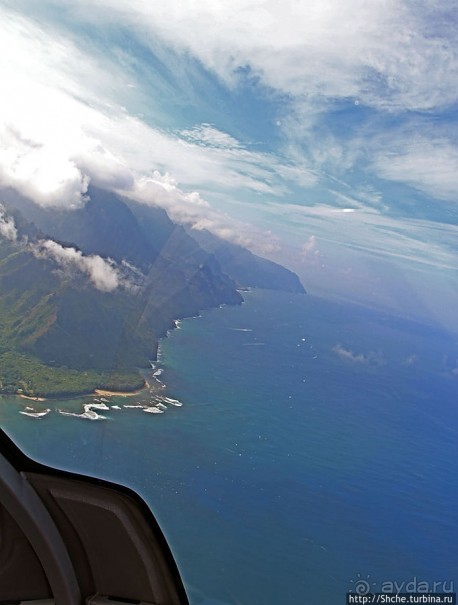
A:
299 234 322 269
0 12 106 208
0 200 120 291
130 171 209 218
75 147 135 192
32 240 120 292
301 235 318 256
0 127 89 209
0 204 18 241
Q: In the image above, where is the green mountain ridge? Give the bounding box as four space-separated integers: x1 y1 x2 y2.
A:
0 188 305 396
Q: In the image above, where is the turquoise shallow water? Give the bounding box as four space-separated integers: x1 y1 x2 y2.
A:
1 290 458 604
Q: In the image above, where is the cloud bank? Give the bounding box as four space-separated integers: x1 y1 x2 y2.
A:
130 172 280 253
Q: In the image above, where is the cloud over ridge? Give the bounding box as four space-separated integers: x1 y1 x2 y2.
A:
32 239 121 292
0 207 121 292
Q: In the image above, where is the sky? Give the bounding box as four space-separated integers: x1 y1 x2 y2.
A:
0 0 457 330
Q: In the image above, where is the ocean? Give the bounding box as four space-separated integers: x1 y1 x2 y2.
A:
1 289 458 605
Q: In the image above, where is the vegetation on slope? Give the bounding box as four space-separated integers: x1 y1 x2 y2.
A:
0 189 304 397
0 351 144 398
0 238 150 396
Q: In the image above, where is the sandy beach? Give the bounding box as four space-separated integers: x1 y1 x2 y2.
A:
94 381 150 398
19 394 47 402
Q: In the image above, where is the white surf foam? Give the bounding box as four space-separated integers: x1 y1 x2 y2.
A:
58 403 108 421
163 397 183 407
20 408 51 418
143 406 164 414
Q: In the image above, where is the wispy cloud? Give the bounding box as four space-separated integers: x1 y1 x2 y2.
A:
371 136 458 202
264 202 458 273
179 124 243 149
37 0 457 113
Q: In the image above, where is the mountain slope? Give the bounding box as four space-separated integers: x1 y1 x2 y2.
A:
0 188 305 396
188 228 306 293
0 202 242 395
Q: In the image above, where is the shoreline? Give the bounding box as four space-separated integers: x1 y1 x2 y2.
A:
93 380 150 398
19 394 47 402
11 379 151 402
9 313 183 402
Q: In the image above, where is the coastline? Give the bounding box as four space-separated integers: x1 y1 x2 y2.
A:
5 296 236 403
11 379 151 402
8 310 189 402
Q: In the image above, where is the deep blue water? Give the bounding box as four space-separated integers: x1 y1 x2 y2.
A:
1 290 458 604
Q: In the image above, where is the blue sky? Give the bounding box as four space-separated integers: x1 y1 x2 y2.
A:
0 0 457 329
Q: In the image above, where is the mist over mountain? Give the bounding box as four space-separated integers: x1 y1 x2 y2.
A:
0 186 305 396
